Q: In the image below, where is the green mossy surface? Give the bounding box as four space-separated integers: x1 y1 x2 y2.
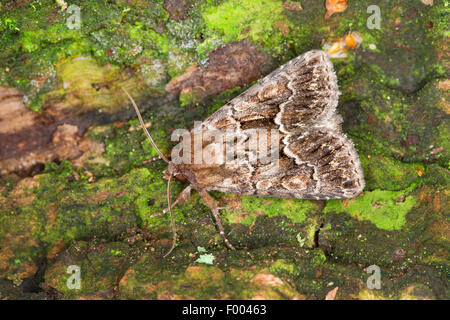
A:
200 0 289 56
0 0 448 299
324 186 418 231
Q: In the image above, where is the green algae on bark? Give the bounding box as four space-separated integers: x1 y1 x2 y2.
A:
117 253 302 299
0 0 170 111
324 188 417 231
224 196 320 226
44 241 133 299
200 0 288 56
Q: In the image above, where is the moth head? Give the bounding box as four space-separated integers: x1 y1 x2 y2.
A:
165 162 187 182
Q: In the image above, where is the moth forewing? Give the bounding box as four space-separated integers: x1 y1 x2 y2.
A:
184 49 365 200
127 49 365 255
201 129 225 166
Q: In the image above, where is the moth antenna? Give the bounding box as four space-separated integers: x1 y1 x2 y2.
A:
163 174 177 258
121 87 169 164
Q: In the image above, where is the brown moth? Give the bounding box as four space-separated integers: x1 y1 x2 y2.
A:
123 50 365 256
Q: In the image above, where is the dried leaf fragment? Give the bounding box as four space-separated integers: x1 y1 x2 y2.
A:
436 79 450 91
324 32 362 58
251 274 284 286
56 0 68 11
420 0 433 6
416 168 423 177
325 0 347 19
325 286 339 300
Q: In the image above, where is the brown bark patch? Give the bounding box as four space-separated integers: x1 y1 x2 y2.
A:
163 0 190 21
166 39 272 102
0 88 106 176
283 1 303 11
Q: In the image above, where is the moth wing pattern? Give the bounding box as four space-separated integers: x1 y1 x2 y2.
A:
185 50 365 200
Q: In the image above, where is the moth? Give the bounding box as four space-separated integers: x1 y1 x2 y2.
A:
123 50 365 256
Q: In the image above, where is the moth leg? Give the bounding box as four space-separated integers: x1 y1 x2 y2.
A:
142 155 163 164
150 185 193 218
200 191 236 251
142 153 171 164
